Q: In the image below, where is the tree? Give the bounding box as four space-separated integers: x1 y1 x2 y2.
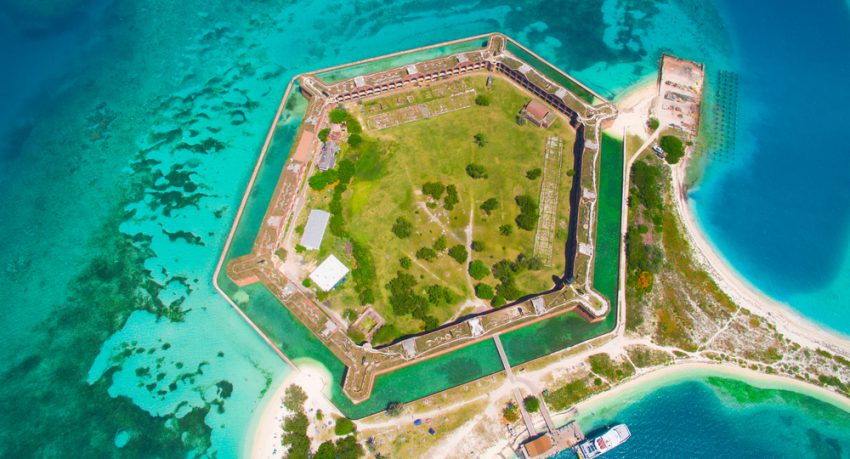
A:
432 235 447 252
283 385 308 412
335 435 365 459
473 132 488 147
499 224 513 236
309 170 338 190
516 115 526 126
475 283 495 300
480 198 498 215
468 260 490 280
346 117 363 134
334 418 357 436
474 94 490 106
660 135 685 164
415 247 437 261
373 324 400 345
422 181 445 200
314 441 337 459
523 396 540 413
443 184 459 210
566 168 575 177
447 244 468 264
385 401 404 417
329 108 349 123
348 133 362 147
471 240 484 252
465 163 488 179
426 285 453 305
392 217 413 239
526 168 542 180
491 295 506 307
318 128 330 142
399 256 412 269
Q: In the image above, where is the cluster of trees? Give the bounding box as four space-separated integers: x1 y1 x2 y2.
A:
308 169 338 190
329 108 363 135
626 160 665 297
385 271 447 331
466 163 488 179
659 135 685 164
475 283 495 300
491 253 543 305
280 385 363 459
514 194 539 231
421 181 459 210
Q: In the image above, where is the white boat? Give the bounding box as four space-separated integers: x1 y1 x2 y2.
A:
577 424 631 458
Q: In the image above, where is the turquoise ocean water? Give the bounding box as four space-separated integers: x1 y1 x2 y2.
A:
0 0 848 457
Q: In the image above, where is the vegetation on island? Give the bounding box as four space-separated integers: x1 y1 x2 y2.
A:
280 385 364 459
296 76 574 343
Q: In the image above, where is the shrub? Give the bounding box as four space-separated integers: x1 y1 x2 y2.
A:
503 403 519 422
474 94 491 106
443 184 459 210
516 115 526 125
385 402 404 417
499 224 513 236
491 295 506 307
523 396 540 413
480 198 498 215
334 418 356 436
475 283 495 300
399 256 412 269
347 328 365 344
567 168 575 177
649 117 660 130
526 168 542 180
473 132 488 147
295 244 306 253
373 324 400 345
466 163 488 179
302 278 312 288
392 217 413 239
447 244 468 264
471 240 485 252
416 247 437 261
468 260 490 280
318 128 330 142
308 169 338 190
346 117 362 134
422 181 445 200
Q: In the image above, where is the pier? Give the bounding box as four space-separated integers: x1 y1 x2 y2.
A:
494 335 586 458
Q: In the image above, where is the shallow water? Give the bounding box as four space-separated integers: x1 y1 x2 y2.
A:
0 0 846 457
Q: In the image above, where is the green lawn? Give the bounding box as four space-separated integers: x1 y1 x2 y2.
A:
303 75 575 339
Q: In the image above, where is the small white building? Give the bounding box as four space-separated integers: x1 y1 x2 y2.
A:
309 254 350 291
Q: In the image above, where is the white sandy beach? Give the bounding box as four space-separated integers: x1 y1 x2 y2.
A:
573 361 850 422
248 359 340 459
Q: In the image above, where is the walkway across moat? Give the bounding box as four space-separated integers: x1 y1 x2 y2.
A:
213 33 625 417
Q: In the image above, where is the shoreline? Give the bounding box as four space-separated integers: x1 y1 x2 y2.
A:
246 359 339 459
572 361 850 427
670 159 850 356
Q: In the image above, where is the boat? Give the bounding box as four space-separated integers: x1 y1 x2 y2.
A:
576 424 631 458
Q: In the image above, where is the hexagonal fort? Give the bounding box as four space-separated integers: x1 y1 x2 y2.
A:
220 33 620 405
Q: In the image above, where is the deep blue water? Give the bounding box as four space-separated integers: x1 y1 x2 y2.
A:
691 0 850 333
557 376 850 459
0 0 848 457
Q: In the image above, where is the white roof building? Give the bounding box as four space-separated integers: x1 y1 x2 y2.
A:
300 209 330 250
309 254 350 291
